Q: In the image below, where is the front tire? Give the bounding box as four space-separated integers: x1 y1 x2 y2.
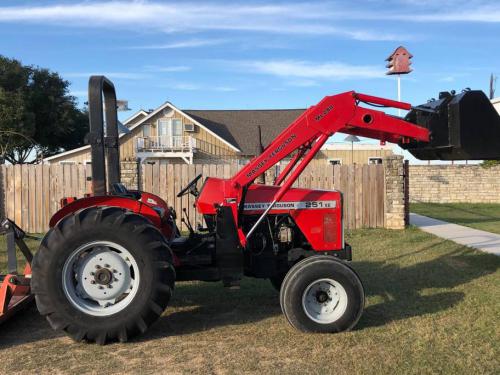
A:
280 255 364 333
32 206 175 344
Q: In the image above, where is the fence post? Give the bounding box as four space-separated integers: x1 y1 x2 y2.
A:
383 155 405 229
120 160 140 190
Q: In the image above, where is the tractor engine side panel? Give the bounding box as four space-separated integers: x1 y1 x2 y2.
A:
242 185 343 252
196 178 343 251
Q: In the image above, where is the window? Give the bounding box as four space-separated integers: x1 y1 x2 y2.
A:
157 119 182 137
143 124 151 137
158 119 168 137
158 118 183 147
172 119 182 136
368 157 383 165
328 159 342 165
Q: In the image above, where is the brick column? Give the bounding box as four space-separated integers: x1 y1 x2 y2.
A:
384 155 405 229
120 161 139 190
404 160 410 226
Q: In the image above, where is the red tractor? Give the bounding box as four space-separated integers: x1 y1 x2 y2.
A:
3 76 499 344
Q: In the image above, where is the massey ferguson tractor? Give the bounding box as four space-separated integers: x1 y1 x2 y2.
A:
1 76 499 344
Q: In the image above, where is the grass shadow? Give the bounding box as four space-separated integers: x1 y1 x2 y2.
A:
141 245 499 339
355 247 499 329
0 304 64 350
137 279 281 342
1 243 498 347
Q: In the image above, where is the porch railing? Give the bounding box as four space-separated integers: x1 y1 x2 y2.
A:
136 136 196 152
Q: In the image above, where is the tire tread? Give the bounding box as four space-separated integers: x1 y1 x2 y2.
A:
32 206 175 345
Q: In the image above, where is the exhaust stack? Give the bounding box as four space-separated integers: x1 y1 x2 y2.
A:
401 90 500 160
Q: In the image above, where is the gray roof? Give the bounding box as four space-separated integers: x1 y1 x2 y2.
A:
183 109 305 155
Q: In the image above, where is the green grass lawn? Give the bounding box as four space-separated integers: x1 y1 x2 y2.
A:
0 228 499 374
412 202 500 234
0 236 41 275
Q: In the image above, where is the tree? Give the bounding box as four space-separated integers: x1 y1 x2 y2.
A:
0 55 88 164
481 160 500 168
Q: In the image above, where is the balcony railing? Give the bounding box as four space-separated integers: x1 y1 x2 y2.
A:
136 136 197 153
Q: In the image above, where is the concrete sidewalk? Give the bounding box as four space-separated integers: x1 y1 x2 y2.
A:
410 213 500 256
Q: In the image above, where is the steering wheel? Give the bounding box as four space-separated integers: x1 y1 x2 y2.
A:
177 174 203 197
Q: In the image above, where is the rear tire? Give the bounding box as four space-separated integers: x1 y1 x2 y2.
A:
280 255 364 333
32 206 175 344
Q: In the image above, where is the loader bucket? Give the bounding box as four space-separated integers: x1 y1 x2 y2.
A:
401 90 500 160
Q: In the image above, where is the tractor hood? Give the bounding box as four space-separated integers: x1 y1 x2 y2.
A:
400 90 500 160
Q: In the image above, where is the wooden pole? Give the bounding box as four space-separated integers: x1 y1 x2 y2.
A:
397 74 402 117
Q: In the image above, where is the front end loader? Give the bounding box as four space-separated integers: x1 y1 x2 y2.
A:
3 75 500 343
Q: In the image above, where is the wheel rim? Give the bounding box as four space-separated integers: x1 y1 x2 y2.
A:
62 241 140 317
301 278 348 324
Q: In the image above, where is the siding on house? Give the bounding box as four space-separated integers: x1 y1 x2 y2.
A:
311 147 395 166
46 106 238 164
124 111 148 127
137 107 238 159
50 148 91 164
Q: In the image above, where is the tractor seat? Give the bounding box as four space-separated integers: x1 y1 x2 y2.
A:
111 183 141 200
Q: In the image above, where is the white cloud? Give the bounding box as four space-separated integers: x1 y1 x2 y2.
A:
405 9 500 22
4 1 497 50
168 83 237 92
240 60 385 80
335 1 500 23
172 83 201 91
439 76 456 82
1 1 497 33
436 71 470 83
213 86 237 92
134 39 229 49
64 72 148 80
353 9 500 23
69 90 88 97
0 1 410 41
143 65 191 72
286 79 320 87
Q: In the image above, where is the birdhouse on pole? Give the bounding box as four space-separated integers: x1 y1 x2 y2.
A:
386 46 413 75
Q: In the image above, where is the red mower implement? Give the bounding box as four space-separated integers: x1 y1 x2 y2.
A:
4 76 498 344
0 219 36 324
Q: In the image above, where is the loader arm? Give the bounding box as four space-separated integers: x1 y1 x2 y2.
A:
227 91 430 242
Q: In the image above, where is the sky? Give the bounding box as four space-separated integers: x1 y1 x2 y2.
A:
1 0 499 163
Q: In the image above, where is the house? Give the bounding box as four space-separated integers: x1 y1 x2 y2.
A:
44 102 305 165
44 101 394 165
492 97 500 114
312 143 395 166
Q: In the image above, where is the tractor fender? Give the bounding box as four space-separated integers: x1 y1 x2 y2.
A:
47 196 180 267
49 196 163 229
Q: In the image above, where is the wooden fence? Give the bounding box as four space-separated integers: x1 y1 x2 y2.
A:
139 163 385 231
1 164 92 233
1 163 385 233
